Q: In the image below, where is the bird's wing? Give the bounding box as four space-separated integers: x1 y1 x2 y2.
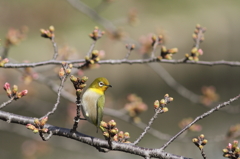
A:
96 95 105 132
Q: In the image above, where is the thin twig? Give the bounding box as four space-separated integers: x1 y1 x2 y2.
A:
67 0 116 33
148 63 200 103
87 41 96 57
160 94 240 150
133 109 164 145
0 97 14 109
51 36 58 60
200 148 206 159
194 28 204 49
124 50 131 59
151 38 159 58
40 72 67 118
40 131 53 141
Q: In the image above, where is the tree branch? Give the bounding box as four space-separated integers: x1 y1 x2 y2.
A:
0 110 191 159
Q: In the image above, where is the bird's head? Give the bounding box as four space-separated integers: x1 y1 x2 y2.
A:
89 77 112 92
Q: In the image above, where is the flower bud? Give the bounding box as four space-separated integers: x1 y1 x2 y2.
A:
33 129 39 133
161 46 167 53
202 139 208 145
108 120 116 128
66 68 71 74
26 124 36 130
59 68 65 78
103 132 110 138
100 121 108 129
49 25 55 32
40 116 48 126
199 134 205 139
109 128 118 136
168 48 178 54
162 107 168 112
124 132 130 139
70 75 78 82
118 131 124 139
12 85 18 94
113 134 118 141
191 47 198 54
192 138 198 143
168 97 174 102
92 50 99 57
164 94 169 98
34 118 40 126
222 148 228 153
160 99 166 105
81 76 88 83
154 100 159 109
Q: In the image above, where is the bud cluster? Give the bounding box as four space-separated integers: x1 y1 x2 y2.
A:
125 44 135 51
128 8 139 26
226 124 240 139
101 120 131 143
185 47 203 62
40 26 55 39
85 50 100 66
0 56 9 67
151 34 163 46
201 86 219 106
154 94 173 113
157 46 178 60
222 140 240 159
70 75 88 96
89 26 105 41
185 24 206 61
193 24 206 43
58 63 73 78
192 134 208 150
3 82 28 100
22 66 39 85
26 117 48 134
124 94 148 123
5 26 28 47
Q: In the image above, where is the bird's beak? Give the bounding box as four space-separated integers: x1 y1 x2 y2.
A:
108 85 112 87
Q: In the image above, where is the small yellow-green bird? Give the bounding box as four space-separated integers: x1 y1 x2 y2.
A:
82 77 112 132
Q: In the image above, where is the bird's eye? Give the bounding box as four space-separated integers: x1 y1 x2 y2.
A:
99 82 104 87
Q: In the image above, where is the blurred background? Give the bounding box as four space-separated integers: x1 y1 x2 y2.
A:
0 0 240 159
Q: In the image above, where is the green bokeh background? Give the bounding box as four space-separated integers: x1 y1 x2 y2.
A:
0 0 240 159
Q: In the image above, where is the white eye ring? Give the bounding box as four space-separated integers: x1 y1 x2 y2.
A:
99 82 104 87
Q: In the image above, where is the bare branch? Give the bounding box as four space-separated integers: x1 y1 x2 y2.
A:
160 94 240 150
51 35 58 60
0 97 14 109
3 58 240 68
40 68 68 118
133 109 164 145
0 110 192 159
87 41 96 57
147 63 200 103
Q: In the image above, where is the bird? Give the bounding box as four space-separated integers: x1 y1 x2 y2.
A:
82 77 112 132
